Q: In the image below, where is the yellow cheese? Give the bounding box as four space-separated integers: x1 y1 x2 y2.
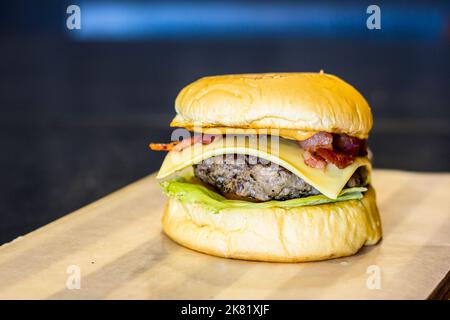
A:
157 136 371 199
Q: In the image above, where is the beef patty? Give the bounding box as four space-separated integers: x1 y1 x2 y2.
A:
193 154 367 201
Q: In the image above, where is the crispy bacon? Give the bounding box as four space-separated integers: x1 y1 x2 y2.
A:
303 151 327 169
298 132 367 169
200 134 218 145
333 134 367 157
149 134 220 152
172 136 198 151
297 132 333 152
149 141 179 151
315 148 355 169
358 139 368 156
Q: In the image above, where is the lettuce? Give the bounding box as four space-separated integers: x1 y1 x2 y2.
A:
160 178 367 213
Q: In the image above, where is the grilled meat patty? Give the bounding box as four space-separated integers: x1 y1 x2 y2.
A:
193 154 367 201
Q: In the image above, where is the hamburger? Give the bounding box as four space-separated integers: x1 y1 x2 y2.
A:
150 72 382 262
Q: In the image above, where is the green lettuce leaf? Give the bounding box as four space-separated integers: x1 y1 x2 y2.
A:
160 178 367 213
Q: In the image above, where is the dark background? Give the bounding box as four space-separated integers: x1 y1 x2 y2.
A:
0 0 449 245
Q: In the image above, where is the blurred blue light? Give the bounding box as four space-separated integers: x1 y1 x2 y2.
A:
71 2 448 41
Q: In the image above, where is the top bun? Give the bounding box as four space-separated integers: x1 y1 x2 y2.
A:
171 72 373 139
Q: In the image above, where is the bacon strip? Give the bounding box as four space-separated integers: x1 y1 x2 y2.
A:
297 132 333 152
149 134 220 152
333 134 367 157
315 148 355 169
200 134 218 145
172 136 198 151
358 139 368 156
303 151 327 169
298 132 367 169
149 141 179 151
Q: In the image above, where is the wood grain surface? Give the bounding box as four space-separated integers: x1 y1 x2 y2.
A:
0 170 449 299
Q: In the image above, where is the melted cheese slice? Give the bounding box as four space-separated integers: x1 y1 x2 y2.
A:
157 136 371 199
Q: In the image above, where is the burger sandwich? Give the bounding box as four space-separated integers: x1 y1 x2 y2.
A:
150 72 382 262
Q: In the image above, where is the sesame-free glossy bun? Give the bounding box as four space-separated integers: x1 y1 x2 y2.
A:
172 73 373 139
162 186 382 262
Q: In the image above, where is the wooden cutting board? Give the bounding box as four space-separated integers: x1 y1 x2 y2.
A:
0 169 449 299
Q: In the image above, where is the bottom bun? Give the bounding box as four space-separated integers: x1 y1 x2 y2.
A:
162 186 382 262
